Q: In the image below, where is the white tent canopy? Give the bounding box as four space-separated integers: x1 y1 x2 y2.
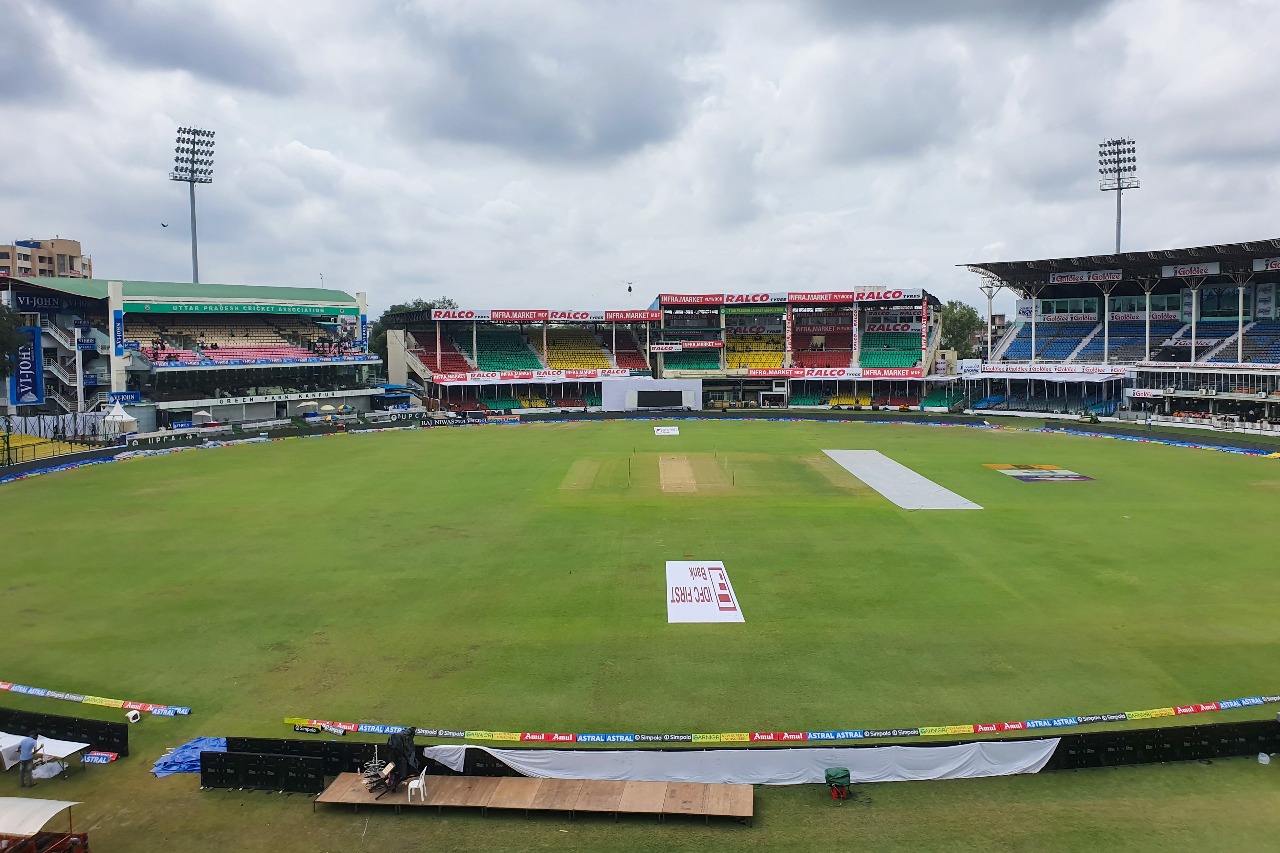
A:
101 403 138 438
0 797 78 839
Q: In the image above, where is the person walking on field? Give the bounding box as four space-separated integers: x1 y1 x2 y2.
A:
18 732 41 788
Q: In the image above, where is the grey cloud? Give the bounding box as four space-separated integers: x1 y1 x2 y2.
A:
801 0 1114 30
1 2 67 103
394 33 696 162
817 54 970 163
44 0 301 94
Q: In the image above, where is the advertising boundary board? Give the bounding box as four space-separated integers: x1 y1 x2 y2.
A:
0 678 189 716
283 692 1280 747
5 415 1279 491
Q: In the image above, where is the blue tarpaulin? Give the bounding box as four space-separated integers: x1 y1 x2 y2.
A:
151 736 226 777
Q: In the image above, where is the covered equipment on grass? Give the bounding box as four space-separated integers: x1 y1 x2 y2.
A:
825 766 851 800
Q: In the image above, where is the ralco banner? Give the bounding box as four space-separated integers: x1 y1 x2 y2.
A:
666 561 744 623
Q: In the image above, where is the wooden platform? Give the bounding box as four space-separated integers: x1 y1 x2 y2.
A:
315 773 753 823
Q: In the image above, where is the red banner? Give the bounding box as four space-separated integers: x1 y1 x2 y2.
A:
660 294 724 306
603 310 661 322
491 310 549 322
681 339 724 349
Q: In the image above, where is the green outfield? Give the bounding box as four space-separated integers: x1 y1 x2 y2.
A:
3 418 1279 851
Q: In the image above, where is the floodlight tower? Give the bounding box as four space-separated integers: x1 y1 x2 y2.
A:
170 126 216 283
1098 138 1138 255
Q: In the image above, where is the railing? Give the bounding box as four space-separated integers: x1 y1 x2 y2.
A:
38 316 75 350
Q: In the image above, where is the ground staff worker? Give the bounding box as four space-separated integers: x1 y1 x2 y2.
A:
18 732 42 788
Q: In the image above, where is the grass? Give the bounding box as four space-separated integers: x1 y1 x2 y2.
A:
3 418 1280 850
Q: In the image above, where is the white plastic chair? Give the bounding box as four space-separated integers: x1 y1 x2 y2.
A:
406 767 428 803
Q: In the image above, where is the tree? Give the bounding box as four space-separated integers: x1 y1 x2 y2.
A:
368 296 458 363
0 304 21 380
938 299 984 360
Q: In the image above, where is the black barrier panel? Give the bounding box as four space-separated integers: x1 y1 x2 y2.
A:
200 751 324 794
226 737 386 778
0 706 129 756
1045 720 1280 771
463 749 522 778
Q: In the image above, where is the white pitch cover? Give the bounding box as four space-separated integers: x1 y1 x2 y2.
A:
666 561 744 623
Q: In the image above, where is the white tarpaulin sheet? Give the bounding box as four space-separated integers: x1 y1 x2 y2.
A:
424 739 1058 786
0 797 78 838
0 733 90 771
823 450 982 510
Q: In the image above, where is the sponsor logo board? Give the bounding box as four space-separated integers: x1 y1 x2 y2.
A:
666 561 744 623
490 309 549 322
654 426 679 436
864 322 922 332
1048 269 1122 284
1108 311 1181 321
984 464 1094 482
723 292 787 304
1162 262 1220 277
660 293 724 305
787 288 918 304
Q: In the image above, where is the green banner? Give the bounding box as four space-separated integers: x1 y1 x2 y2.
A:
123 302 358 316
723 305 785 315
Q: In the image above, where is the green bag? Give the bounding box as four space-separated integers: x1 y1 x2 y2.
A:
825 767 851 787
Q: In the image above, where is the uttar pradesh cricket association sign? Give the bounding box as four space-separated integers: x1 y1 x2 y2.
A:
666 561 744 623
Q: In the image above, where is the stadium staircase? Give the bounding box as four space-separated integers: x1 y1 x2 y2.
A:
999 322 1096 362
1206 322 1253 362
409 329 474 373
1232 320 1280 362
608 330 650 371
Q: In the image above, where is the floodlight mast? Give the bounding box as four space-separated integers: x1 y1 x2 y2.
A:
1098 137 1139 255
169 126 216 283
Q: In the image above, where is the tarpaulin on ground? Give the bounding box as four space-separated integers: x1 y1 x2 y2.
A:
423 739 1059 786
151 737 225 777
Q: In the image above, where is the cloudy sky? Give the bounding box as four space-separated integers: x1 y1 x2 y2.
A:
4 0 1279 315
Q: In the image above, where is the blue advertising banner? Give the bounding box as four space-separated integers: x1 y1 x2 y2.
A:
77 338 97 351
360 313 368 349
112 310 124 356
83 374 98 387
109 391 141 404
9 326 45 406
